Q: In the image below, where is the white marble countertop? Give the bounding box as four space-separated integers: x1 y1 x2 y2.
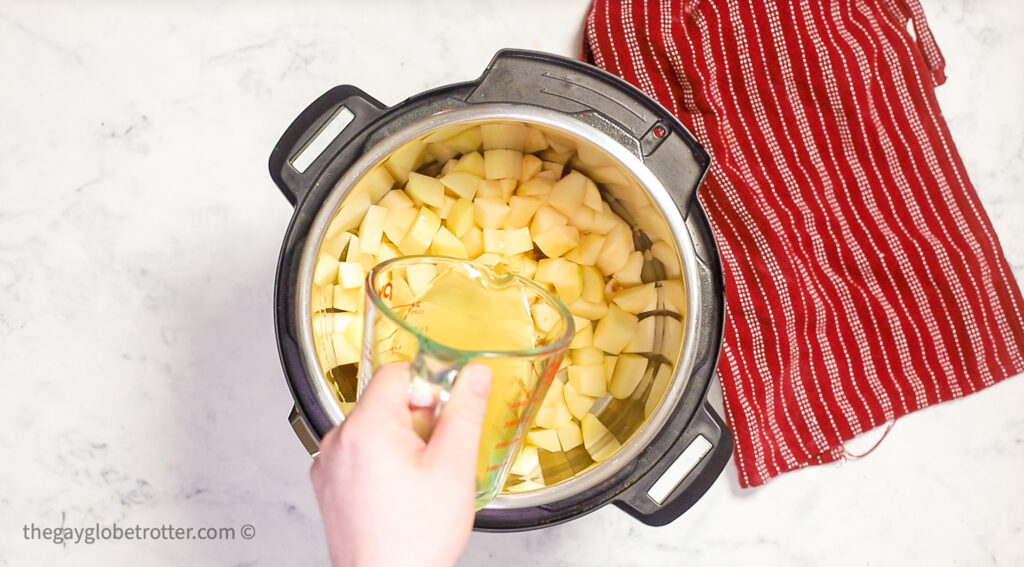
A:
1 1 1021 565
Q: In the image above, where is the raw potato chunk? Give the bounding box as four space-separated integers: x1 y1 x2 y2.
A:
596 224 633 275
398 207 442 255
405 172 445 207
445 126 482 154
534 379 572 429
582 414 621 463
624 316 656 353
613 283 657 314
613 250 644 287
593 305 639 354
454 151 485 177
527 429 561 453
504 196 543 229
333 286 361 312
484 149 523 180
473 197 512 229
568 364 606 398
326 191 371 237
645 363 674 418
383 139 424 184
481 123 530 151
354 166 395 203
336 262 365 289
439 171 482 200
378 189 414 211
548 171 588 217
446 198 475 238
563 381 597 420
556 422 583 451
531 302 562 333
564 233 606 267
430 226 469 259
533 225 580 258
383 207 419 245
610 354 649 399
358 205 388 256
313 253 339 286
330 333 360 366
510 445 539 476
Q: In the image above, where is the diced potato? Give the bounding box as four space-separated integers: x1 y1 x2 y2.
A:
461 226 484 257
423 123 477 144
330 333 360 366
596 224 633 274
571 347 605 366
564 233 606 267
320 230 351 261
425 142 457 164
613 250 644 287
388 276 414 308
534 379 572 429
383 206 419 245
581 414 620 463
521 154 543 180
342 311 363 348
568 321 593 349
563 381 597 420
313 253 339 286
333 286 362 312
476 179 505 200
523 127 549 154
604 354 617 384
358 205 387 256
445 126 482 154
644 363 674 418
531 302 561 333
568 364 607 397
651 240 682 278
581 266 604 303
535 259 581 303
527 429 561 453
445 198 475 238
510 445 539 476
593 304 639 354
504 196 543 230
583 176 603 211
482 228 505 255
503 227 533 256
383 139 425 185
556 421 583 451
355 166 396 203
658 279 686 315
378 189 414 211
406 262 438 297
568 299 608 321
434 195 456 219
326 192 371 237
398 207 442 255
623 316 656 353
498 179 518 201
405 172 445 208
534 225 580 258
517 177 554 198
312 311 357 335
529 206 568 237
569 207 595 231
610 354 649 399
591 209 621 235
482 123 530 151
484 149 523 180
454 151 485 177
376 241 400 263
661 317 684 358
548 171 588 217
613 282 657 314
337 261 365 289
473 197 512 229
439 171 482 200
430 226 469 259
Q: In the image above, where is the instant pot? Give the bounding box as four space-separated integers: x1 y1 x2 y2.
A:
268 49 732 530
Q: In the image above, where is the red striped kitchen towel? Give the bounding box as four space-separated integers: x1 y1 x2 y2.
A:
583 0 1024 487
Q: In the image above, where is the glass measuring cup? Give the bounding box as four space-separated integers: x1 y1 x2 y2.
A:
359 255 575 509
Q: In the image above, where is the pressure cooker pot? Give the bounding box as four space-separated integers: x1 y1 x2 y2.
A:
268 50 732 530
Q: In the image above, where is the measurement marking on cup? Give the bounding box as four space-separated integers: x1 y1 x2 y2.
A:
494 436 521 449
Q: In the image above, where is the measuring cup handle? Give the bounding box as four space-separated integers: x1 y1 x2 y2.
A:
407 350 463 436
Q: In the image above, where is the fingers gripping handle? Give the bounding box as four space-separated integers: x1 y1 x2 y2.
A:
269 85 385 206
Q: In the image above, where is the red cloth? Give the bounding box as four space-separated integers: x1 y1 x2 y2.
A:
583 0 1024 487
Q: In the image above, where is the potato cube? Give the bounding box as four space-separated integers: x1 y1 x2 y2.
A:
523 127 549 153
571 347 605 366
613 282 657 314
376 241 400 263
313 253 339 286
522 154 543 180
430 226 469 259
651 240 682 278
439 171 482 200
454 151 485 177
397 207 442 255
425 142 457 164
596 224 633 274
354 166 395 203
568 364 607 398
569 206 596 231
591 209 621 235
529 206 568 237
613 250 644 287
433 194 457 220
498 179 518 201
526 429 561 453
548 171 588 217
604 354 617 383
533 379 572 429
473 197 511 229
445 126 482 154
564 233 606 267
320 230 352 261
531 302 561 333
535 259 581 302
445 198 475 238
481 123 530 151
484 149 523 180
581 414 621 462
405 172 445 208
503 196 543 230
569 321 593 349
509 445 539 477
593 304 639 354
383 207 419 244
377 189 414 211
517 177 554 198
357 205 388 256
503 227 533 256
610 354 649 398
556 421 583 451
563 381 598 420
644 363 674 418
383 139 424 185
581 266 604 303
476 179 505 200
534 225 580 258
332 286 362 312
583 177 603 211
406 262 438 297
482 228 505 255
461 227 484 258
658 279 686 315
326 191 371 237
568 299 608 320
342 312 363 349
330 333 360 366
336 261 365 289
624 316 656 353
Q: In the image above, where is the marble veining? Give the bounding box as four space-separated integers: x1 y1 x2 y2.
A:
0 1 1020 565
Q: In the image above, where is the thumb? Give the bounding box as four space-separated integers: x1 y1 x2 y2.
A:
422 363 492 475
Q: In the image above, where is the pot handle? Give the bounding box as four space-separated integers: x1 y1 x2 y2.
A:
269 86 386 206
612 401 733 526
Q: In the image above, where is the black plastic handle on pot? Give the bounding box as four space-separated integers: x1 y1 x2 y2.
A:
269 85 386 207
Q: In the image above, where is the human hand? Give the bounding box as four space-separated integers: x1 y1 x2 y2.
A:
310 362 493 567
